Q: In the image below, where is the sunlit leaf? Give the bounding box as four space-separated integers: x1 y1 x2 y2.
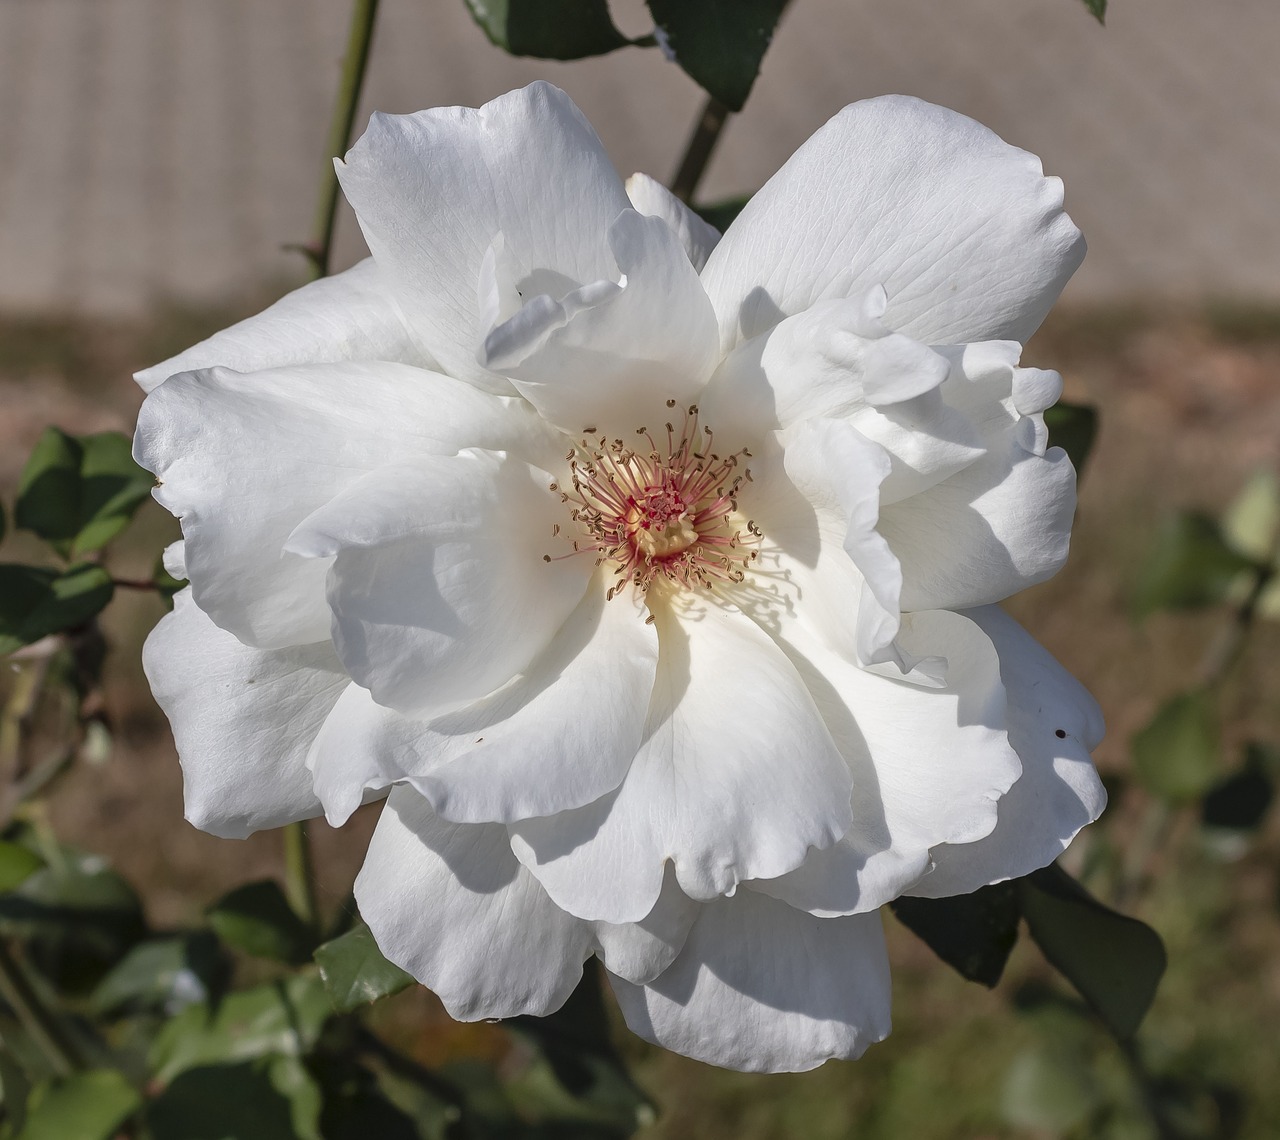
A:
313 920 412 1013
0 564 114 656
0 841 44 895
1043 401 1099 477
464 0 628 59
647 0 789 111
149 975 332 1083
1131 691 1220 804
1132 511 1255 618
90 932 229 1017
890 882 1020 988
14 428 152 558
1222 469 1280 563
1018 864 1166 1041
1001 1044 1104 1133
15 1069 141 1140
207 880 316 964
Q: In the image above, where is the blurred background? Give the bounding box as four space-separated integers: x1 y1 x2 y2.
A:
1 0 1279 1137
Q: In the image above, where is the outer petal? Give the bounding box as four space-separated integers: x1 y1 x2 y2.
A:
701 95 1084 351
143 590 345 839
592 865 700 986
749 609 1022 917
510 598 853 923
908 606 1106 898
304 576 658 826
135 361 547 649
356 788 593 1020
337 82 631 391
880 442 1077 612
608 893 891 1073
625 172 721 272
133 259 431 393
287 451 593 717
482 209 720 435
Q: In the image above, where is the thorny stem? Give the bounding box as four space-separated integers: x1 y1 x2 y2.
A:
0 941 82 1078
299 0 382 279
668 95 731 205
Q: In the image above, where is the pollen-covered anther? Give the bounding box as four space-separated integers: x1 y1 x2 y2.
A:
552 404 758 598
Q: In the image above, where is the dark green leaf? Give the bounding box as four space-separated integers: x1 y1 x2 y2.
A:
1043 401 1099 477
15 428 152 557
508 961 653 1132
890 882 1020 988
149 975 332 1083
15 1069 141 1140
0 845 146 992
0 1046 31 1135
313 1059 422 1140
1081 0 1106 24
0 564 114 656
647 0 789 111
90 932 229 1016
207 880 316 964
146 1062 304 1140
0 501 7 545
314 920 413 1013
692 195 749 233
1131 691 1220 803
465 0 628 59
1132 511 1256 618
1018 863 1166 1041
0 841 44 894
1200 742 1276 832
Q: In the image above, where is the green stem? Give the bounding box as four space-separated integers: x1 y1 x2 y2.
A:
0 941 80 1078
301 0 382 279
668 95 731 205
1195 560 1274 690
283 820 318 934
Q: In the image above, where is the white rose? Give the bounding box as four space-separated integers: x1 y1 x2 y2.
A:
134 83 1105 1073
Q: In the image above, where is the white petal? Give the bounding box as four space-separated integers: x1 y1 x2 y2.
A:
701 95 1083 351
608 893 891 1073
305 577 658 826
133 259 431 393
751 609 1022 916
699 290 952 444
625 172 721 272
135 361 546 649
143 590 346 839
592 865 700 985
337 82 631 391
356 788 593 1020
880 443 1077 612
908 606 1106 898
510 598 853 923
287 451 593 717
482 209 719 435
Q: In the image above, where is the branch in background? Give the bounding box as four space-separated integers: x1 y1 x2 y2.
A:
669 95 731 205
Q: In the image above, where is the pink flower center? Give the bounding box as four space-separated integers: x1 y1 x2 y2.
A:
546 402 760 599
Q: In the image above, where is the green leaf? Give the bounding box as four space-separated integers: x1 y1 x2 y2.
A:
1132 511 1256 618
464 0 628 59
14 1069 141 1140
0 841 44 894
314 920 413 1013
1222 469 1280 563
1131 691 1220 803
207 880 316 964
145 1062 307 1140
90 932 229 1016
312 1060 423 1140
0 501 7 545
149 975 333 1084
692 195 750 233
0 1046 31 1135
1043 401 1099 477
647 0 789 111
15 428 153 557
889 881 1020 988
1018 864 1166 1040
507 961 654 1132
0 564 114 656
1081 0 1106 24
1001 1044 1104 1133
1200 742 1276 832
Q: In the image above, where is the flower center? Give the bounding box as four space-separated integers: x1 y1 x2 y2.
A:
546 402 760 599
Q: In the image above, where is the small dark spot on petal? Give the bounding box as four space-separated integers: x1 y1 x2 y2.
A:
1054 728 1067 739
